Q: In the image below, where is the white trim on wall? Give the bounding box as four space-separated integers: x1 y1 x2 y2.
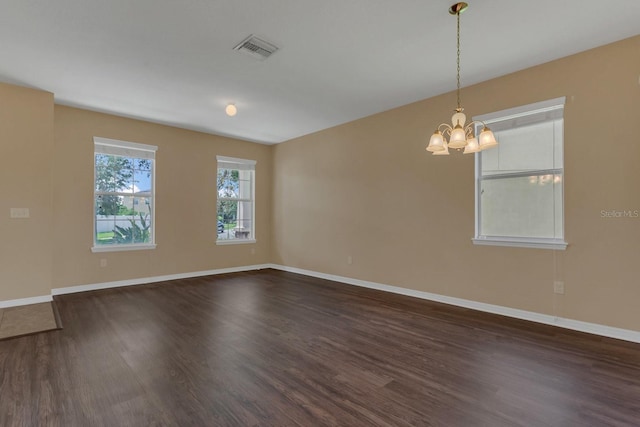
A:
5 263 635 345
0 294 53 308
267 264 640 344
51 264 272 295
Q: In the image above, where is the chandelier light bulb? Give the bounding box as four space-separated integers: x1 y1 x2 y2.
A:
225 104 237 117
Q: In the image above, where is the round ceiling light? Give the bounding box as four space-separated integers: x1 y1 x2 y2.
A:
225 104 237 117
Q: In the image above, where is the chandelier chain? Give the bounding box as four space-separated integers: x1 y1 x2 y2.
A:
456 10 461 109
426 2 499 155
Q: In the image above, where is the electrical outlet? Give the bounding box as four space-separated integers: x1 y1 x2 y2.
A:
347 256 353 265
553 281 565 295
100 259 107 267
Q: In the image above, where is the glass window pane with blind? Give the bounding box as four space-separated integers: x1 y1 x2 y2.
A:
473 97 567 250
92 137 157 252
216 156 256 244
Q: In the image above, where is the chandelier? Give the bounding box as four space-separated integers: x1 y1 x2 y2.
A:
427 2 497 155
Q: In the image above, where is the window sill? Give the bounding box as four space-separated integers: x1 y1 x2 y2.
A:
91 244 157 253
472 237 567 250
216 239 256 246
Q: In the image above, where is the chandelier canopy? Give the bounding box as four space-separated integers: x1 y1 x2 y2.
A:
427 2 497 156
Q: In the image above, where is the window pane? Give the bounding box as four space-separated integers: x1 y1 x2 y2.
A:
118 196 134 216
236 201 253 228
96 194 120 216
134 158 152 172
96 217 116 245
120 159 135 193
95 154 134 192
217 199 237 223
217 226 234 241
131 214 152 244
134 169 152 194
93 139 155 249
482 119 562 176
95 153 109 167
113 221 133 244
134 197 152 216
238 170 252 199
216 165 254 241
95 154 109 191
217 168 238 198
480 174 563 239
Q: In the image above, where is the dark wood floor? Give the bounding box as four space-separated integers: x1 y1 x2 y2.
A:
1 269 639 426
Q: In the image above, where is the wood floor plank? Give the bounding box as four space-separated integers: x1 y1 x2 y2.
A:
1 269 639 426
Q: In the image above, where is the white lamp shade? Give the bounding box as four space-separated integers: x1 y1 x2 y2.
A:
427 131 445 152
433 142 449 155
463 137 480 154
448 125 467 149
479 127 498 149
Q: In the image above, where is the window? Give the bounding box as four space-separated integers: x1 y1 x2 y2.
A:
473 97 567 250
216 156 256 244
92 137 157 252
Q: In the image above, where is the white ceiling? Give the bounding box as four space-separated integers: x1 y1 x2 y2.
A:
1 1 638 144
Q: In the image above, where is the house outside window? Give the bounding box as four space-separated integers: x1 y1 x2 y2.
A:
216 156 256 244
473 97 567 250
92 137 157 252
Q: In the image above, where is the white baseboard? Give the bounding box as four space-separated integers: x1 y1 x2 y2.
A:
12 262 637 344
267 264 640 344
51 264 272 296
0 294 53 308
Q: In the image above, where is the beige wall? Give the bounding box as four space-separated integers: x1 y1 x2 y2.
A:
1 89 272 300
52 106 272 288
272 35 640 331
0 83 54 301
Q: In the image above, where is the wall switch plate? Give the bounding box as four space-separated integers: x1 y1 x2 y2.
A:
10 208 30 218
553 281 565 295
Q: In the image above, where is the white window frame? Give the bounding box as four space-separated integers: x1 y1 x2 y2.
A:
472 97 568 250
92 137 157 253
216 155 256 245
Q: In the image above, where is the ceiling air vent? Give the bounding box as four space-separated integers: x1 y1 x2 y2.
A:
233 35 279 60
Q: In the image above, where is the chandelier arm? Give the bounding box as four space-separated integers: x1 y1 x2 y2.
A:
466 120 489 131
437 123 453 135
464 125 474 138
